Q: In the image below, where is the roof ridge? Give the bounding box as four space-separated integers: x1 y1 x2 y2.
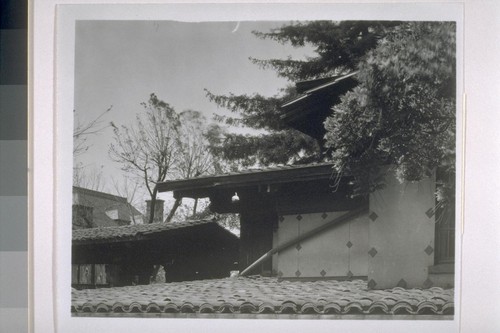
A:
73 186 128 203
72 219 222 242
166 161 335 182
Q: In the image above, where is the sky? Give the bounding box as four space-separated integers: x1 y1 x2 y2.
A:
73 20 313 212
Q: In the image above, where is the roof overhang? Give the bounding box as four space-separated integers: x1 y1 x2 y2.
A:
280 72 358 141
157 163 337 199
72 219 238 245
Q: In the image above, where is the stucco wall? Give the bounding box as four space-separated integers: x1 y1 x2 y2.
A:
274 211 369 278
368 169 436 289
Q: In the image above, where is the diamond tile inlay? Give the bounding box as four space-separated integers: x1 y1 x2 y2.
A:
424 245 434 255
320 269 326 277
296 214 302 221
346 241 353 248
321 212 328 219
277 271 283 277
279 216 285 223
423 278 434 289
425 208 435 218
347 270 354 278
368 247 378 257
295 270 302 277
367 279 377 289
397 279 408 288
296 243 302 251
369 212 379 221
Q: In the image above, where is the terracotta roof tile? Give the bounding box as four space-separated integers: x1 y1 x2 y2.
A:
72 219 217 243
72 277 454 316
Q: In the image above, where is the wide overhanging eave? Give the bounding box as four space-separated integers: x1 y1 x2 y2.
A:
158 163 337 199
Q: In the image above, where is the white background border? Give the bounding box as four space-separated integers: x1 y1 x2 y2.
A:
32 1 499 332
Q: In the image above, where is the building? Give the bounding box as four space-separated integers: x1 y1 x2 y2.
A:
71 73 455 317
157 73 455 289
72 219 239 289
72 186 144 229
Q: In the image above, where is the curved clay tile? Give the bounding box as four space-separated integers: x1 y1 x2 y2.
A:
391 301 415 315
145 303 162 313
257 302 275 314
300 302 322 314
110 302 126 313
323 302 342 314
162 303 180 313
441 302 455 315
126 302 144 313
217 302 235 314
81 303 96 313
179 302 196 313
342 301 364 314
367 301 391 314
279 301 298 314
71 277 455 316
199 303 216 313
239 302 257 314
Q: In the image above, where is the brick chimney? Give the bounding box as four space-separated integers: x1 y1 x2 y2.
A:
72 205 94 229
146 199 164 223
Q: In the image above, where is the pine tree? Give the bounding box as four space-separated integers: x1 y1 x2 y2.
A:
206 21 400 167
207 21 456 205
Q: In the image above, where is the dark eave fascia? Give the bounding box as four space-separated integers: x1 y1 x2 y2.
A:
280 72 358 122
157 163 336 197
295 76 338 94
72 234 148 246
72 220 239 245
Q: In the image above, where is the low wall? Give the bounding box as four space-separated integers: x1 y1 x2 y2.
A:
274 211 369 279
368 169 436 289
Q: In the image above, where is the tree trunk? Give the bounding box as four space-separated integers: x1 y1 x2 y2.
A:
165 197 182 222
193 198 198 216
148 187 158 224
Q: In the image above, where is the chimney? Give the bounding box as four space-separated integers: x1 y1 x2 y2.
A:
72 205 94 229
146 199 164 223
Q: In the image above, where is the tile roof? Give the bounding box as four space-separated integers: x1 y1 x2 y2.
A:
73 219 220 243
176 162 334 182
157 162 336 194
72 277 454 317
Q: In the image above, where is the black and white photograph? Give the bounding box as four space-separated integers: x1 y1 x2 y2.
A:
58 3 461 326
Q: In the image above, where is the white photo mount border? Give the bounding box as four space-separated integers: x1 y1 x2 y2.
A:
35 2 465 332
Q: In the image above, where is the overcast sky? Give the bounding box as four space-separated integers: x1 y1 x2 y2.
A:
74 20 313 208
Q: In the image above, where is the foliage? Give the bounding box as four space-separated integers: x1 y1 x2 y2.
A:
251 21 400 81
172 198 239 232
172 110 225 217
73 165 106 192
110 95 179 192
73 106 112 187
73 106 112 157
205 21 400 167
109 94 182 223
205 84 320 167
110 175 142 224
175 110 225 179
208 20 456 204
211 130 320 168
109 94 225 222
324 21 456 197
